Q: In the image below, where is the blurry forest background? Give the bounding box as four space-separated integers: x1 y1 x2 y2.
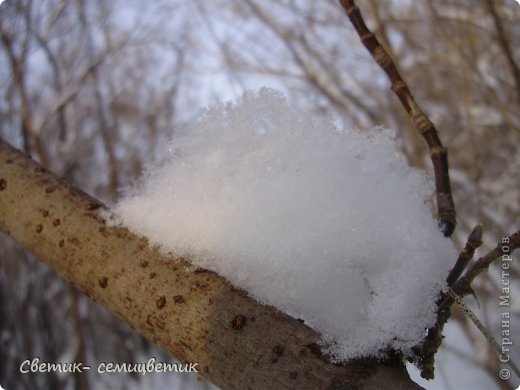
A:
0 0 519 389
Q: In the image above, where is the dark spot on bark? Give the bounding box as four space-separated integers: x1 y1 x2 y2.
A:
231 314 247 330
58 239 64 247
86 202 101 211
34 167 46 173
5 159 12 164
289 371 298 380
193 281 210 291
140 260 149 268
173 295 184 304
67 237 80 246
305 343 336 364
0 178 6 191
45 186 55 193
250 316 256 322
156 296 166 309
53 219 60 227
297 318 305 323
271 345 284 363
40 209 49 217
98 277 108 289
306 343 324 359
99 226 108 237
36 224 43 233
272 345 284 356
146 315 153 326
149 272 156 279
155 319 165 330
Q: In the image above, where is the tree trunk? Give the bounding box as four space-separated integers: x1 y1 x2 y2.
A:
0 140 421 389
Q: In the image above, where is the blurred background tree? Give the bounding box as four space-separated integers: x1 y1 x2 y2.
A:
0 0 518 389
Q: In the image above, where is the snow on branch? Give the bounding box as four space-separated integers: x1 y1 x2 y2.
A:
112 89 456 361
0 139 422 389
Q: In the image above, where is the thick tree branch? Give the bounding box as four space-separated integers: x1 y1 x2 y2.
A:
339 0 456 237
0 139 421 389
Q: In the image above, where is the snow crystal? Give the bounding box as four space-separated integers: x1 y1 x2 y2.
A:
112 88 456 359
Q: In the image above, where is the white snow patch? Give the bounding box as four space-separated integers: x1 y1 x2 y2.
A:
112 88 456 360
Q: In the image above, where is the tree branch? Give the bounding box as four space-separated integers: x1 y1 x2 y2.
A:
244 0 382 125
0 139 422 389
413 229 520 379
339 0 456 237
483 0 520 108
446 225 483 287
453 230 520 298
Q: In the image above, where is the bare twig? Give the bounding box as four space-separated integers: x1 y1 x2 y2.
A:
339 0 456 237
35 29 68 141
453 230 520 298
76 0 119 196
447 289 520 378
35 56 104 134
446 225 483 287
484 0 520 108
414 230 520 379
244 0 382 125
0 22 30 152
194 1 245 93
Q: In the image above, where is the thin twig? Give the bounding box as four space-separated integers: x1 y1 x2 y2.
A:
414 230 520 379
35 57 104 134
484 0 520 108
453 230 520 298
244 0 381 125
448 288 520 378
440 226 483 312
446 225 483 287
339 0 456 237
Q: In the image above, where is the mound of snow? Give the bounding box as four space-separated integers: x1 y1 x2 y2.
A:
112 88 455 359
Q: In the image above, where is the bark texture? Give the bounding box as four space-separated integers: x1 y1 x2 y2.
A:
0 140 421 390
